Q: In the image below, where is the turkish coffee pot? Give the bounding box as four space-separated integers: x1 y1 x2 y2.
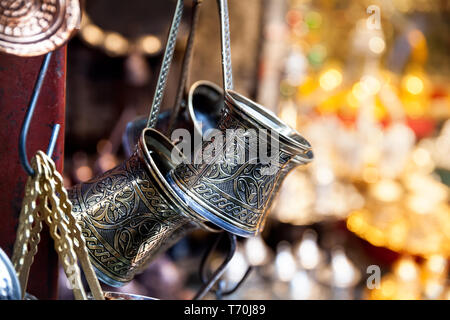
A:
125 0 314 237
69 0 313 287
68 0 219 287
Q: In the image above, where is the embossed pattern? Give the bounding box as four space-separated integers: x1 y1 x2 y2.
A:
172 102 294 236
69 150 198 284
0 0 80 56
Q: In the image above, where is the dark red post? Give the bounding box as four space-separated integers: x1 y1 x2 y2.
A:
0 46 66 299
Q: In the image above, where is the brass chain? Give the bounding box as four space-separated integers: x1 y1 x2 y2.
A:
12 151 104 300
11 166 44 296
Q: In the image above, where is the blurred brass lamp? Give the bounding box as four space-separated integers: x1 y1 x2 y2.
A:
347 146 450 257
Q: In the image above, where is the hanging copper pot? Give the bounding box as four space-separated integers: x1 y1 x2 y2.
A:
0 0 81 56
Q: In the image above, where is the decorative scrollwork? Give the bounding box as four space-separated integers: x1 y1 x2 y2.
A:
69 151 196 284
173 107 294 235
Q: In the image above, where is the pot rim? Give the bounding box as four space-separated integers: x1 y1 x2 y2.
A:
138 128 221 233
188 82 313 163
225 90 313 159
187 80 223 137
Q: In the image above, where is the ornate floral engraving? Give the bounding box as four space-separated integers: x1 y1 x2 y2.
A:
69 152 195 284
173 105 294 234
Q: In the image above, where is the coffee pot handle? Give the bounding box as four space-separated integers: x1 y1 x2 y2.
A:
217 0 234 92
147 0 234 130
167 0 204 134
176 0 235 95
146 0 185 129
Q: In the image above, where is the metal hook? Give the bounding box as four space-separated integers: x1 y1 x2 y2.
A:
193 232 253 300
193 232 236 300
19 52 61 176
214 265 253 298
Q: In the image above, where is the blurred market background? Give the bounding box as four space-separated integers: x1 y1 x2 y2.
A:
59 0 450 300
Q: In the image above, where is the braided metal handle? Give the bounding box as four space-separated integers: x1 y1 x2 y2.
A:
147 0 234 129
146 0 185 128
218 0 234 92
176 0 234 94
168 0 204 134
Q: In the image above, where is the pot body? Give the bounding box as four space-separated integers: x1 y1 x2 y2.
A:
121 83 313 237
69 129 210 286
263 133 314 215
169 91 313 237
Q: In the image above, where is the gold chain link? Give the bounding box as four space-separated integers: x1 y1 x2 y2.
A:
11 163 44 296
12 151 104 300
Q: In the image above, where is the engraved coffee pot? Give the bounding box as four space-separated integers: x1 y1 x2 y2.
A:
68 0 220 287
69 128 218 286
69 0 313 287
164 0 314 237
122 0 313 229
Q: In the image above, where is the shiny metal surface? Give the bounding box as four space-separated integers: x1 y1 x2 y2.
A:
69 1 225 287
168 0 313 237
18 52 60 176
226 91 312 156
69 129 217 286
0 247 21 300
169 92 312 237
125 0 314 238
167 0 204 134
146 0 184 128
123 81 223 158
187 81 224 136
13 150 104 300
0 0 81 57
